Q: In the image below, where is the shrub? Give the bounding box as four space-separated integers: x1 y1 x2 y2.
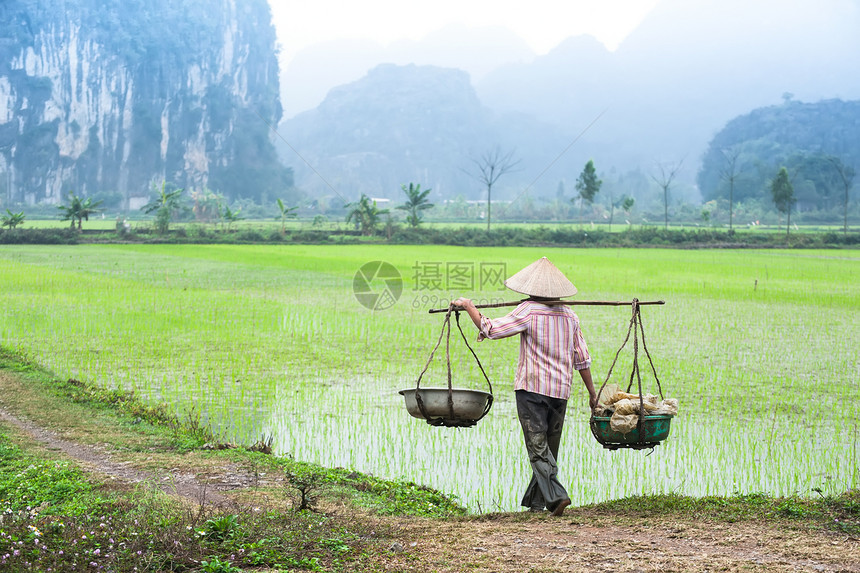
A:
235 229 265 242
0 228 79 244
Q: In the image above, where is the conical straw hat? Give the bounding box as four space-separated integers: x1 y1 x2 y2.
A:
504 256 577 298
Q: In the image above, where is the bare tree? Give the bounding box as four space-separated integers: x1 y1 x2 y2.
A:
719 147 743 231
651 160 684 230
464 148 520 232
826 156 855 233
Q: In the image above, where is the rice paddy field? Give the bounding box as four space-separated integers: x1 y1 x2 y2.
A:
0 244 857 512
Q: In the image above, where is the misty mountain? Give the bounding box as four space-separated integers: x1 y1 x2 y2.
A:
477 0 860 181
278 0 860 206
697 99 860 208
279 63 579 203
280 25 535 118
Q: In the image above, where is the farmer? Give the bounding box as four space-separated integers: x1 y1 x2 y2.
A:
454 256 597 517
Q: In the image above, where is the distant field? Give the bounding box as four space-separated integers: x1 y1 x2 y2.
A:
24 218 121 230
0 245 857 510
18 216 854 234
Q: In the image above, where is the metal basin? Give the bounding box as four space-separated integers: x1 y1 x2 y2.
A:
590 415 674 449
399 387 492 426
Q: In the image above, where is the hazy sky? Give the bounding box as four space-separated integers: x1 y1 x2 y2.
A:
270 0 661 64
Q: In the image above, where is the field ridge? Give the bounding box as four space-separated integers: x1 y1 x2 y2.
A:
2 225 860 249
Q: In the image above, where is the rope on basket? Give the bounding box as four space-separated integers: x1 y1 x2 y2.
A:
413 305 494 427
590 299 664 450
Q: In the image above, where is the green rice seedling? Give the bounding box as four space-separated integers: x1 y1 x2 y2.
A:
0 245 857 510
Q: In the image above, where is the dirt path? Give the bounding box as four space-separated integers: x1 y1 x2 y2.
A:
0 404 243 507
1 373 859 572
378 513 860 572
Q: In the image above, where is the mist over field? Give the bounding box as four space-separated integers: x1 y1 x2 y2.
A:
0 0 857 227
276 0 860 213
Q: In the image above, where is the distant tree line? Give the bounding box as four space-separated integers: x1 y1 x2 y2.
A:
698 99 858 231
4 223 858 249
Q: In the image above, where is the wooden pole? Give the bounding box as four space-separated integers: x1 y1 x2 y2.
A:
427 299 665 314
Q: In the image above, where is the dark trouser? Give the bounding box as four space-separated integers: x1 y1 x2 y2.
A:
516 389 570 511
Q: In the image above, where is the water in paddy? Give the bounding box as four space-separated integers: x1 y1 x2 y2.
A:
0 245 857 511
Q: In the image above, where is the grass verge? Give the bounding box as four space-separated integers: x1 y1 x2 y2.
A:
0 346 464 571
3 225 859 248
0 425 400 572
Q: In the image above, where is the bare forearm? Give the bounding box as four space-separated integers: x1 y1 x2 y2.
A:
579 367 597 409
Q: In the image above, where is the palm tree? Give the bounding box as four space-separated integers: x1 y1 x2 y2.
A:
142 181 185 234
396 183 434 228
345 194 389 236
222 204 244 231
276 198 298 233
1 209 25 229
58 192 103 230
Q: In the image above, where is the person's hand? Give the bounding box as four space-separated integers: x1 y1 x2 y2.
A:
589 393 598 411
452 297 483 329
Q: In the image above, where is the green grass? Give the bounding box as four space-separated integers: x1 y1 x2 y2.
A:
0 244 857 511
0 435 95 515
0 426 397 572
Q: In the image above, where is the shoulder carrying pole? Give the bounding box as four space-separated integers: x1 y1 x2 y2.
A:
428 299 664 314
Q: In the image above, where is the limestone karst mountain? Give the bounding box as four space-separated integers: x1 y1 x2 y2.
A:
0 0 292 208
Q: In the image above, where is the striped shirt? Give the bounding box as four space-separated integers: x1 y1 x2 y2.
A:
478 301 591 400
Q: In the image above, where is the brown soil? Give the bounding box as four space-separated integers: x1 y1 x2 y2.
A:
1 371 859 572
374 512 860 572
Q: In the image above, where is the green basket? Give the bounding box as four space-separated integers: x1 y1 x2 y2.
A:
589 414 674 450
